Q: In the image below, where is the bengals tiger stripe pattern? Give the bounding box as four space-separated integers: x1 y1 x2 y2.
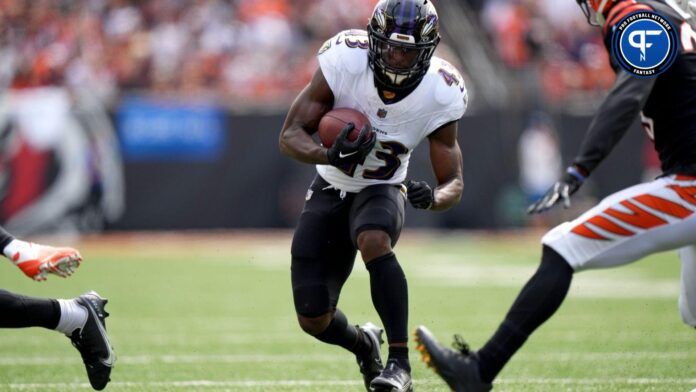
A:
541 174 696 271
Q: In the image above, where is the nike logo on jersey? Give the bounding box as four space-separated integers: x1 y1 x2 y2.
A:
339 151 359 158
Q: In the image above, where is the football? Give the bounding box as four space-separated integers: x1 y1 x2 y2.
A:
318 108 373 148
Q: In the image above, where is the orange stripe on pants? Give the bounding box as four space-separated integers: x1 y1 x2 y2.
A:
633 194 693 219
585 215 635 236
668 186 696 206
604 200 667 229
571 223 610 240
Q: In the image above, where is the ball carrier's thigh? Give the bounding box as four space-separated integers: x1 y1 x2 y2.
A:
291 177 357 318
349 184 405 251
542 175 696 271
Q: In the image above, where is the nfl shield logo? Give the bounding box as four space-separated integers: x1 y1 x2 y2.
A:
377 108 387 118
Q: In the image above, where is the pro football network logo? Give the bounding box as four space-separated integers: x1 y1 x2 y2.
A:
612 11 679 77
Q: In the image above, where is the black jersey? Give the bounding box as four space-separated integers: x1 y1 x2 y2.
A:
574 0 696 176
635 0 696 174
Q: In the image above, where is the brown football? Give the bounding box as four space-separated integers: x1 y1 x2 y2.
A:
318 108 373 148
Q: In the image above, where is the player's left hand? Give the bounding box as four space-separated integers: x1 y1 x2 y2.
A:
527 166 585 214
406 180 434 209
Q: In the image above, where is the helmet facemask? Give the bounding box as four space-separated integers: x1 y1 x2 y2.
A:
576 0 612 26
367 1 440 91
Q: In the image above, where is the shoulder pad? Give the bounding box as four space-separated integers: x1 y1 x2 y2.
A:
318 29 368 75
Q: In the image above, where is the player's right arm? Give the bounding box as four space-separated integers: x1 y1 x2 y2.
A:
278 68 334 165
572 71 656 176
528 71 655 214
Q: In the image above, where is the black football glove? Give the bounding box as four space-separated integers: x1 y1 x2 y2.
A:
326 123 376 167
527 166 586 214
406 180 434 209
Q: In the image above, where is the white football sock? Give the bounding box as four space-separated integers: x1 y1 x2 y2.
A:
55 299 88 335
3 239 35 262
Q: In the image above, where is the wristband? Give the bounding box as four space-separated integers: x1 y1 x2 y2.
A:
566 166 586 184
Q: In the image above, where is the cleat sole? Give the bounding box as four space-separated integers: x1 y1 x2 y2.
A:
414 328 440 374
370 382 413 390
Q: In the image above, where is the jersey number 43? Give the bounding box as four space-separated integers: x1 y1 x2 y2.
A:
337 141 408 180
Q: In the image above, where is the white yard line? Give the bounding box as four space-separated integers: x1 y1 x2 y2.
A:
520 351 696 360
496 378 696 385
5 378 696 390
0 354 342 365
0 351 693 366
412 261 681 298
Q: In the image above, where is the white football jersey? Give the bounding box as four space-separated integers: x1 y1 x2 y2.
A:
315 29 468 193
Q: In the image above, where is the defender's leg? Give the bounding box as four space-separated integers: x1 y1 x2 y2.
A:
417 175 696 390
0 289 114 390
415 245 570 392
0 289 62 329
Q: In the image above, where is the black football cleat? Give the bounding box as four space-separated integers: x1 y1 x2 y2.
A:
69 291 115 391
414 326 492 392
356 322 385 391
369 359 413 392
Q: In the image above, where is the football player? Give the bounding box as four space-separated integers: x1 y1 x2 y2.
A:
279 0 468 390
0 225 114 390
414 0 696 390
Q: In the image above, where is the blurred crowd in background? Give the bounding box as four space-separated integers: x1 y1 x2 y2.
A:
0 0 615 110
0 0 374 109
0 0 656 234
480 0 615 110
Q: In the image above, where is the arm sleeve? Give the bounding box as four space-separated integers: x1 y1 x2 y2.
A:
572 71 656 174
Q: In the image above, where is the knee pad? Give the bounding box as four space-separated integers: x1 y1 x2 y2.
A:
353 222 398 249
356 229 392 255
350 189 403 248
293 284 331 318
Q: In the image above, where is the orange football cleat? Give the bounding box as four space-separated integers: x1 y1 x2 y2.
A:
11 243 82 281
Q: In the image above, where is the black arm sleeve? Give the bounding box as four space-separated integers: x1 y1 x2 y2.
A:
0 225 14 254
572 71 656 174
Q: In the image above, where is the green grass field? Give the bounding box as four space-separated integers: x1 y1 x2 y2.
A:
0 230 693 391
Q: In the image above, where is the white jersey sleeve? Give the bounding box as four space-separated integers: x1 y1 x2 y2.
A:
316 30 369 101
422 58 468 136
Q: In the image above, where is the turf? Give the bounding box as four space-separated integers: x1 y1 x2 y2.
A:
0 231 693 391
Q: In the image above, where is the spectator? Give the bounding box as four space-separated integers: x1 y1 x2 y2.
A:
0 0 373 107
2 0 613 109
